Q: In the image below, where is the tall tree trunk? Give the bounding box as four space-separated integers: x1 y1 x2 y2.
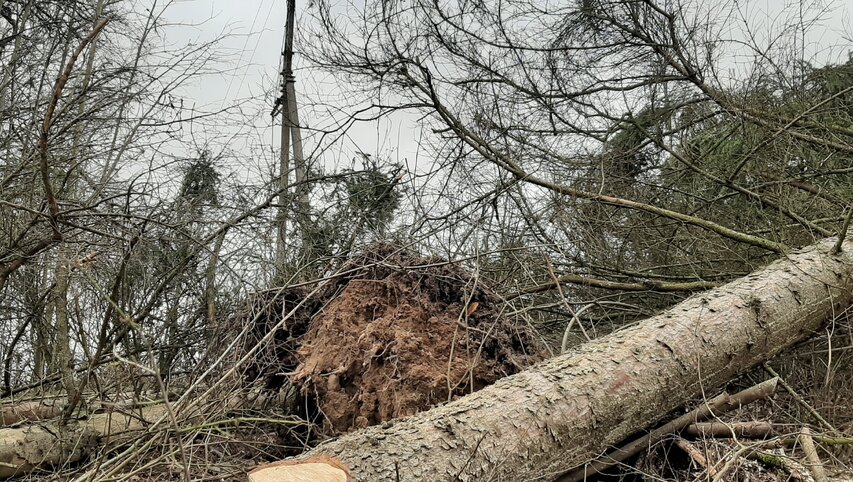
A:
202 229 226 325
158 293 181 380
291 237 853 481
56 2 107 418
32 262 54 381
52 252 77 415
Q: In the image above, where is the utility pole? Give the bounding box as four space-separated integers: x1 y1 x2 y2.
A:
275 0 305 279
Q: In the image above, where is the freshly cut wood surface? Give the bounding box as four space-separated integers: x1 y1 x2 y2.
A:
248 456 354 482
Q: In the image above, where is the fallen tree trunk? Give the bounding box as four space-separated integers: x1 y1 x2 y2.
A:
0 404 168 478
287 237 853 481
0 389 281 479
0 401 62 426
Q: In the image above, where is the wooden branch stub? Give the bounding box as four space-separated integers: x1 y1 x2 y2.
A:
673 437 717 477
800 426 829 482
728 377 778 407
685 421 775 439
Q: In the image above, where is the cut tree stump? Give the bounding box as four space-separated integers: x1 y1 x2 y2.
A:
248 456 355 482
271 237 853 481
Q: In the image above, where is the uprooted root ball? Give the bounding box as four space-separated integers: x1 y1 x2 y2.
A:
290 248 545 433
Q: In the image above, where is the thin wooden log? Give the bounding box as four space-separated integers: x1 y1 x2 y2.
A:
800 426 829 482
685 421 775 439
0 404 167 478
673 437 717 477
559 377 778 482
0 401 61 426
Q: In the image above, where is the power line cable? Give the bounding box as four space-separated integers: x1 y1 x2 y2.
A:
220 0 274 109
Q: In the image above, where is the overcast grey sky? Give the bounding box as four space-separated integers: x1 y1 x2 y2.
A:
154 0 851 183
155 0 425 184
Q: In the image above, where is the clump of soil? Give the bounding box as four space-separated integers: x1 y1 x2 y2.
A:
289 246 545 433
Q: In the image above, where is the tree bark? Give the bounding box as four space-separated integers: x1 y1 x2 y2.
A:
291 237 853 481
0 404 168 479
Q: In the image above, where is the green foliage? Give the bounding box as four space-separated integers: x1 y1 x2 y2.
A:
806 59 853 98
289 160 403 271
341 164 401 233
178 151 220 208
602 105 676 178
568 59 853 283
667 61 852 245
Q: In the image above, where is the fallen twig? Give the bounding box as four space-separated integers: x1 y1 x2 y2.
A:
559 377 778 482
762 363 836 432
673 437 716 477
685 421 775 439
800 426 828 482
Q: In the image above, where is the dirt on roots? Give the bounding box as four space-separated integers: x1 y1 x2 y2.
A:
239 246 545 434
